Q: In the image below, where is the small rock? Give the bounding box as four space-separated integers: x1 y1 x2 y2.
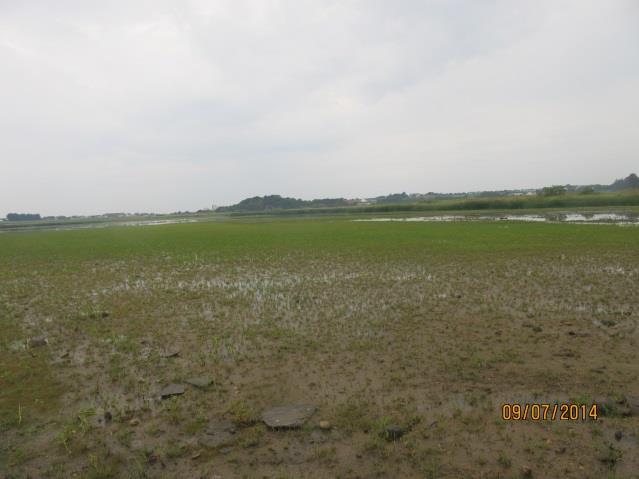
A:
59 350 70 359
614 431 623 441
521 465 533 478
159 383 185 399
190 452 201 460
185 376 213 388
147 453 164 466
161 348 180 358
129 418 140 427
384 424 405 441
28 337 48 348
319 420 331 430
555 447 566 455
262 404 317 429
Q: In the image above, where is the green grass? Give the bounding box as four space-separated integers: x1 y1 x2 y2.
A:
1 217 637 265
0 214 638 477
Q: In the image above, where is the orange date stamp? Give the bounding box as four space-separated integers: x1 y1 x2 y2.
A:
501 403 598 421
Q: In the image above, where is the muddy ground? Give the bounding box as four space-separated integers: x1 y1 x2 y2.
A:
1 221 638 478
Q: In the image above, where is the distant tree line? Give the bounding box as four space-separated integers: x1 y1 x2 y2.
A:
610 173 639 191
539 185 567 196
215 173 639 213
536 174 639 197
6 213 41 221
216 195 352 212
223 192 639 217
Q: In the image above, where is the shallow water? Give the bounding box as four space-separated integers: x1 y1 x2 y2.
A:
354 212 639 225
0 217 200 233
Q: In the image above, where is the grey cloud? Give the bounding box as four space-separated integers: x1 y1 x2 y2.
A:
1 0 638 216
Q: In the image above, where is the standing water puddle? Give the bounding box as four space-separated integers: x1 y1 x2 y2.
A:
353 213 639 225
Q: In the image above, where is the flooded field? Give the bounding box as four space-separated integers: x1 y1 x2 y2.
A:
354 212 639 225
1 219 638 478
0 217 201 234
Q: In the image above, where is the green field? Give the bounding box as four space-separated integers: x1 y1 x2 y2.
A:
1 217 638 478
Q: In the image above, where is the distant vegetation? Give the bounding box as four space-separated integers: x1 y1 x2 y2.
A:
216 195 352 212
217 173 639 214
610 173 639 191
5 213 41 221
224 191 639 216
540 185 567 196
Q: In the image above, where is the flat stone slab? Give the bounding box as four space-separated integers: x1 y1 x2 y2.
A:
199 420 237 448
262 404 316 429
185 376 214 388
159 383 185 399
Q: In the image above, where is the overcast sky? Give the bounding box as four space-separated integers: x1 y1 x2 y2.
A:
1 0 638 216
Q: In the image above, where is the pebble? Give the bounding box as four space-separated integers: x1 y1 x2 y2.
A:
319 420 331 430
